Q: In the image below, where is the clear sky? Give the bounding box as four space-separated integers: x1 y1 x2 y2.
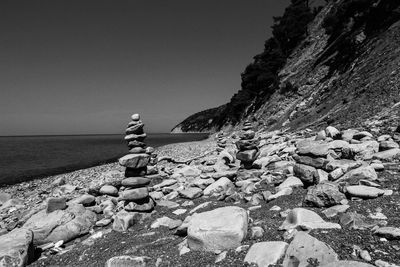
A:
0 0 290 135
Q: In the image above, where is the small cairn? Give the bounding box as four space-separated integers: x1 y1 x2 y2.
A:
216 132 227 152
118 113 155 212
235 121 260 169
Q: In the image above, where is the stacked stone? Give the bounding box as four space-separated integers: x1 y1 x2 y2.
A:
216 132 227 152
118 114 155 212
236 122 260 169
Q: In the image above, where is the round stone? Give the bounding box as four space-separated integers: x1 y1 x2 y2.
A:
99 185 119 196
131 113 140 121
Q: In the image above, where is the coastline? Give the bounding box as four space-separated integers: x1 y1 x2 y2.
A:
0 138 216 200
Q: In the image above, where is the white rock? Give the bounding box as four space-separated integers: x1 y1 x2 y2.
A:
203 177 235 196
187 206 248 251
244 241 288 267
279 208 341 231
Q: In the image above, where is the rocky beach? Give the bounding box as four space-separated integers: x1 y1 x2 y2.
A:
1 114 400 266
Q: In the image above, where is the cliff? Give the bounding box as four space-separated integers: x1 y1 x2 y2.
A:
172 0 400 133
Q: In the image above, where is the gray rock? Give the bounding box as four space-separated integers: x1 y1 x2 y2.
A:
118 154 150 168
322 205 350 218
121 177 150 188
124 133 147 142
296 140 329 157
178 188 203 199
304 182 346 207
293 164 317 184
99 185 119 196
0 193 11 206
325 159 362 172
124 197 155 212
244 241 288 267
373 148 400 161
374 227 400 240
88 170 124 194
46 197 67 213
282 232 338 267
279 208 341 231
150 216 182 229
203 177 234 196
119 188 149 201
23 204 96 245
323 261 374 267
328 168 344 181
112 210 139 232
187 206 248 251
339 166 378 182
379 140 399 151
315 169 329 183
105 255 149 267
293 155 327 169
326 126 341 139
349 141 379 160
236 149 259 163
277 176 303 192
69 194 96 206
346 185 385 199
0 228 34 267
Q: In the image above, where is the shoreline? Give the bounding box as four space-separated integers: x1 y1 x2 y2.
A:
0 138 215 192
0 133 211 187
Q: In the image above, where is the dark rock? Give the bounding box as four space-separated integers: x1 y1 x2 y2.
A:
293 164 317 184
304 182 346 207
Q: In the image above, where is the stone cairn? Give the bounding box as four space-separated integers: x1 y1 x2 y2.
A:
216 132 227 152
118 113 155 212
235 121 260 169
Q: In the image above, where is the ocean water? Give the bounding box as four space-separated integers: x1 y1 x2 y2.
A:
0 133 208 186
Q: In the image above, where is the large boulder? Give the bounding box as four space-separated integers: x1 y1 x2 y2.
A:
348 141 379 160
282 232 338 267
0 228 34 267
23 204 96 245
304 182 346 207
187 206 248 251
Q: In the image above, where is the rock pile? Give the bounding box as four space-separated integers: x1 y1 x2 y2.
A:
118 113 155 213
235 122 260 169
216 132 227 152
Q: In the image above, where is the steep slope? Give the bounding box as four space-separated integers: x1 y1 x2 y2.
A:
172 0 400 133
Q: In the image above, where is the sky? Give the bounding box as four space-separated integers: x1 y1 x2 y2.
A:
0 0 290 135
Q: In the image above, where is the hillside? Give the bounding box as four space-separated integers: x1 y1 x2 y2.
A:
172 0 400 133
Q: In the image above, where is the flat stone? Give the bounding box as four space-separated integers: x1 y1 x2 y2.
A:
304 182 346 207
174 165 201 177
296 140 329 157
346 185 385 199
237 149 259 163
279 208 341 231
244 241 288 267
374 227 400 240
46 197 67 213
322 205 350 218
125 123 144 135
203 177 235 196
124 133 146 142
151 216 182 229
105 255 148 267
282 232 338 267
99 185 119 196
153 179 177 190
323 261 374 267
23 204 97 245
121 177 150 188
293 155 327 169
187 206 248 251
119 154 150 168
178 188 203 199
340 166 378 182
0 228 34 267
156 200 179 209
373 148 400 161
119 188 149 201
325 159 362 172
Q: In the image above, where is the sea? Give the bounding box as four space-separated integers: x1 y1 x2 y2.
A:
0 133 208 186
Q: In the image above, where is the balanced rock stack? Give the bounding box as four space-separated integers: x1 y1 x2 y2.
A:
118 114 155 212
236 122 260 169
216 132 227 152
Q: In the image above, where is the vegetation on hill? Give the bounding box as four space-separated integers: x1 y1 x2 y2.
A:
174 0 316 132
